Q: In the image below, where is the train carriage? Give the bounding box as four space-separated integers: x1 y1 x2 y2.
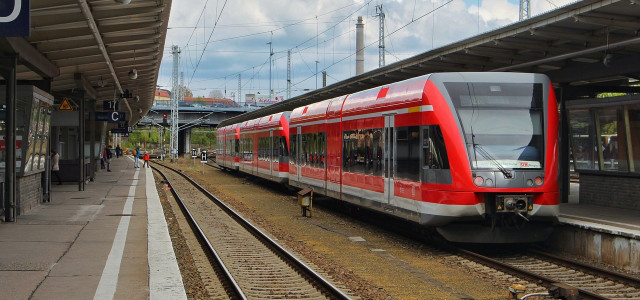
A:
217 124 240 171
218 72 559 243
289 99 333 193
255 112 291 183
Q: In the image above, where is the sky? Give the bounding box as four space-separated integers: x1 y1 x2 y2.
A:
156 0 575 102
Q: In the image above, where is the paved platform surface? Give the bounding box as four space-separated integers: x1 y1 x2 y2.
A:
560 182 640 239
0 157 186 300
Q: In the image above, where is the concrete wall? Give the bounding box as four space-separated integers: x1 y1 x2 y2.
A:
579 172 640 210
547 224 640 273
17 173 43 215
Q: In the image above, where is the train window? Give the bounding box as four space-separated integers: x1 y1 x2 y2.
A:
422 126 450 169
372 129 383 176
280 136 289 157
342 129 382 175
396 126 420 182
447 82 545 170
272 135 278 163
318 132 326 168
343 131 352 172
290 134 297 165
301 134 308 166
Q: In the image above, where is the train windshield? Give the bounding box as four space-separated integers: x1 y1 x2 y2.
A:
444 82 544 170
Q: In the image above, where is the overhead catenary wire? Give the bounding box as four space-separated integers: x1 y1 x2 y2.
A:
187 0 229 87
279 0 456 94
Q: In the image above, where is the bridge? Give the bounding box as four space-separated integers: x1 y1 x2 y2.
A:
135 104 260 154
139 104 257 128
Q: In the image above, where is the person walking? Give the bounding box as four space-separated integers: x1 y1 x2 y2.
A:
51 150 62 185
115 145 122 158
104 145 113 172
134 146 141 168
142 152 150 168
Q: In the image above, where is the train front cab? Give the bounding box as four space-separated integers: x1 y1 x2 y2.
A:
427 72 559 243
219 124 240 171
216 127 224 167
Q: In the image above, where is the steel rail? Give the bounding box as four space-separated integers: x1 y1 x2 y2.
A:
455 247 609 300
150 164 247 300
529 249 640 289
153 161 352 300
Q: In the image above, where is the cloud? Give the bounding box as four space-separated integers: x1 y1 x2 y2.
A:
158 0 575 99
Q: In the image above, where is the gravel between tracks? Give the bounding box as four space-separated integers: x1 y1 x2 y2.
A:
159 160 512 299
154 169 227 299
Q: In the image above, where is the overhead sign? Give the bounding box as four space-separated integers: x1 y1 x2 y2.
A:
103 101 119 111
0 0 30 36
111 127 132 134
58 98 74 111
95 111 125 123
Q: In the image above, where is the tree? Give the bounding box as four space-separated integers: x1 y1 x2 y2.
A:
176 85 193 98
194 96 207 107
208 90 224 98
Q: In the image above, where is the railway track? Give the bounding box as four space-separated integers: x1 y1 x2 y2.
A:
456 247 640 299
197 161 640 299
151 162 352 300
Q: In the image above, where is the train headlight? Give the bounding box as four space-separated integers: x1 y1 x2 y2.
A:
534 176 544 186
474 176 484 186
526 179 534 187
485 178 493 186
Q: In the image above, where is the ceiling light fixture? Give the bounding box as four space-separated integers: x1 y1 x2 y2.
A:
128 49 138 80
114 0 131 4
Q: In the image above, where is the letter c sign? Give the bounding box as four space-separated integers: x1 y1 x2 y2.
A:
0 0 30 36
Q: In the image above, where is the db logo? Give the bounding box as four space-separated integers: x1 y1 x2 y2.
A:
0 0 21 23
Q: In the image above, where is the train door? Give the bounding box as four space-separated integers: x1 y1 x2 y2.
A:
296 126 301 183
383 114 395 205
269 130 274 179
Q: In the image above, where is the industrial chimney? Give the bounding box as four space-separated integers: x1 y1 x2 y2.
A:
356 16 364 76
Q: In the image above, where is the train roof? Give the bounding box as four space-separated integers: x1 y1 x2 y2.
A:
290 99 333 125
257 111 290 130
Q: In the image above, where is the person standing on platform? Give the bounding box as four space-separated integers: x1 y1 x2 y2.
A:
115 145 122 158
142 152 150 168
104 145 113 172
51 150 62 185
134 146 141 168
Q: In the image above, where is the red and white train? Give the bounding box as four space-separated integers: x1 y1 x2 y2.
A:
216 72 559 243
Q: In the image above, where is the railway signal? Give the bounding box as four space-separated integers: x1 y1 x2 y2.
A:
200 151 207 174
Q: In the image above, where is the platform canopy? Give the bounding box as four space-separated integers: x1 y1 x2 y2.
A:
0 0 171 125
220 0 640 127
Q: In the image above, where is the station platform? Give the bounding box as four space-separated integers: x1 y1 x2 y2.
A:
561 182 640 239
0 158 186 300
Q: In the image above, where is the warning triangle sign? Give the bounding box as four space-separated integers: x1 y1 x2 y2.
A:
59 98 74 111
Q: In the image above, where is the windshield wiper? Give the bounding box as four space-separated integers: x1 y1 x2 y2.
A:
473 142 513 179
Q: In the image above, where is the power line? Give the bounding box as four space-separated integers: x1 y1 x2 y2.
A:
280 0 456 95
187 0 229 87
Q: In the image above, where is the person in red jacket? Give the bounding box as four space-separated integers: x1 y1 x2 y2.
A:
142 152 150 168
